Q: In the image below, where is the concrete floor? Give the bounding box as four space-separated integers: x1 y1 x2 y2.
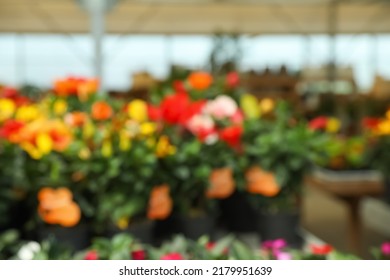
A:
302 186 388 259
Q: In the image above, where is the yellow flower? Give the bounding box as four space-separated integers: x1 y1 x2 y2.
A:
78 147 91 160
21 142 42 160
128 99 148 122
240 94 260 119
82 122 95 140
259 98 275 115
0 98 16 121
101 139 113 158
326 117 341 133
53 99 68 116
378 120 390 135
15 105 41 122
116 217 129 230
140 122 156 136
119 130 132 151
156 135 176 158
36 133 53 155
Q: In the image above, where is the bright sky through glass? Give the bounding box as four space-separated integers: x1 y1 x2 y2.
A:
1 34 390 92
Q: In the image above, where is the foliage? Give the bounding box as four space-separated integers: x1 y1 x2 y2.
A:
242 102 327 212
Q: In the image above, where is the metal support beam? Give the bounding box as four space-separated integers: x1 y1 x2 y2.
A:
371 34 379 76
15 34 26 86
78 0 119 93
328 1 338 92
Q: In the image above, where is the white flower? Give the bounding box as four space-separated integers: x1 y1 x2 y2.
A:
203 95 238 119
204 133 219 145
17 241 41 260
187 114 215 134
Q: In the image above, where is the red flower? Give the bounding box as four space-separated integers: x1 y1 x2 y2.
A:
219 126 243 147
309 117 328 130
180 100 206 125
160 252 183 260
226 72 240 88
310 244 333 255
206 242 229 255
0 120 25 142
173 81 187 94
84 250 99 260
362 117 381 130
0 87 30 106
131 250 146 260
160 92 190 124
0 87 19 98
147 104 162 121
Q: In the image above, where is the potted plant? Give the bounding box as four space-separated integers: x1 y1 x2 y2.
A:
364 110 390 203
147 73 245 239
242 101 325 248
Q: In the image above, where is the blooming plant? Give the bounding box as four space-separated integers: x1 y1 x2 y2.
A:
364 109 390 178
242 101 326 212
371 242 390 260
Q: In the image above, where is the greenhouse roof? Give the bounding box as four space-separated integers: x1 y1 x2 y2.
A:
1 0 389 34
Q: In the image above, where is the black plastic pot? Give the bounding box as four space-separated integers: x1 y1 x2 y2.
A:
257 212 303 249
107 220 154 244
218 190 257 232
178 214 215 240
37 223 90 251
153 214 181 246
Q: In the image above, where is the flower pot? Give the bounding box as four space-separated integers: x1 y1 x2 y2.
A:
153 214 181 246
107 220 154 244
178 214 215 240
257 212 303 249
37 223 90 251
218 190 257 232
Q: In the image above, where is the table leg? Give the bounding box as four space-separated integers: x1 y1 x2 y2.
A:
344 197 362 256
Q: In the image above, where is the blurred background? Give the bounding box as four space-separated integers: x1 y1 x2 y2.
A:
1 0 390 259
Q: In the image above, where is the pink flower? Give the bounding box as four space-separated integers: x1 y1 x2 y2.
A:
226 72 240 88
187 114 215 134
84 250 99 260
132 250 146 260
231 110 244 124
381 242 390 256
161 253 183 260
262 239 287 251
274 251 292 260
203 95 238 119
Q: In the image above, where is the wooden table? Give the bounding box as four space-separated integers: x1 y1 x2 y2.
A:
305 169 385 256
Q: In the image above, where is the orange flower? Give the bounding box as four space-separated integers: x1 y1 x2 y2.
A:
65 111 88 127
38 187 81 227
206 167 235 199
147 184 173 220
54 77 98 99
77 79 99 102
91 101 113 121
188 72 213 90
245 166 280 197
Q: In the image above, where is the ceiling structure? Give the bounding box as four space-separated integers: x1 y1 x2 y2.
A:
0 0 390 35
